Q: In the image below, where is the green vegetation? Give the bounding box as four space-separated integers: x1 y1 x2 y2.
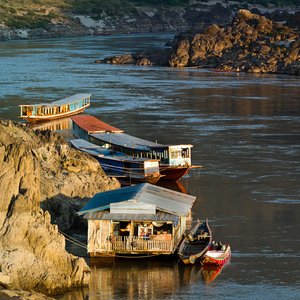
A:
70 0 137 16
0 0 69 29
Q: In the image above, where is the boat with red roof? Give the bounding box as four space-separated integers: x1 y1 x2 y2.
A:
72 114 201 181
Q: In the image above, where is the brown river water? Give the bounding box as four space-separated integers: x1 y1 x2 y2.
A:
0 33 299 299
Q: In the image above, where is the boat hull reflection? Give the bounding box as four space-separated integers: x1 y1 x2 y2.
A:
30 118 73 131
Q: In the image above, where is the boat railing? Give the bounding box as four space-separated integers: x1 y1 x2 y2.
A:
99 162 160 177
99 236 174 253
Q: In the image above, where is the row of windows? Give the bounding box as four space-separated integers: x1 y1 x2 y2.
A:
21 97 90 117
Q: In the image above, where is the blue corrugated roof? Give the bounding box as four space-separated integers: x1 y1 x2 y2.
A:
79 184 144 215
79 183 196 217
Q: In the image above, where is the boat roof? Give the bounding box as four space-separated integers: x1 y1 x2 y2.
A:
20 94 92 107
91 132 167 151
84 211 179 222
78 183 196 217
72 115 123 134
70 139 159 163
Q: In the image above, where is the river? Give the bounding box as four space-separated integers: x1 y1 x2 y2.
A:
0 33 299 300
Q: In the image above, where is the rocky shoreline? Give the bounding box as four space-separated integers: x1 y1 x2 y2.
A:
0 119 120 297
97 9 300 76
1 2 299 42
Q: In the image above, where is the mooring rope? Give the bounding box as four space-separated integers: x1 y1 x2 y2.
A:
58 229 87 249
58 229 163 259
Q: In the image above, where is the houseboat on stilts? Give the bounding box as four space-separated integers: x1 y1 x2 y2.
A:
72 115 200 181
78 183 196 257
19 94 91 123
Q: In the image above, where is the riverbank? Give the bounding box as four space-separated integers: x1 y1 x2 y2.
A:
0 1 299 41
97 9 300 76
0 119 119 297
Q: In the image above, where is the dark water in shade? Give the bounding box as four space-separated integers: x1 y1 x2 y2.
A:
1 33 300 299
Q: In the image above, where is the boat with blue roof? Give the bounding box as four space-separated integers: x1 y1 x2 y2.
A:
19 94 91 123
72 114 201 181
78 183 196 257
70 138 161 184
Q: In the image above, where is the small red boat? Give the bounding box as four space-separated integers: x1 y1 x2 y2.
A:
201 241 231 266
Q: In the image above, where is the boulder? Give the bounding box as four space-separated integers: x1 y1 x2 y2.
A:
169 39 190 67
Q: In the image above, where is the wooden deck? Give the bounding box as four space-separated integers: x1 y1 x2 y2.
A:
90 236 174 255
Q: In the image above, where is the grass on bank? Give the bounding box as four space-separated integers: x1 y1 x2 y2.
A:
0 0 70 29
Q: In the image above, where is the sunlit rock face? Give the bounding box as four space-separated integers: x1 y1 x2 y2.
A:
0 119 119 294
169 10 300 75
98 10 300 76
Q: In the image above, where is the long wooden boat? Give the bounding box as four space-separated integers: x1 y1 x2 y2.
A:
72 115 201 181
19 94 91 123
177 219 212 264
201 242 231 266
70 138 161 184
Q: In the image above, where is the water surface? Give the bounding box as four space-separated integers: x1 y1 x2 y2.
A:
1 33 299 299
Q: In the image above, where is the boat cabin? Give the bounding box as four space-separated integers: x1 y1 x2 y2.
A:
19 94 91 123
71 114 193 168
78 183 196 256
90 132 193 168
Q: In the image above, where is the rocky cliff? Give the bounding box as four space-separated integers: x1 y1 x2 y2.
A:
98 10 300 76
0 119 119 295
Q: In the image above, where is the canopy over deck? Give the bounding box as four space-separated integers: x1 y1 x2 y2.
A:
20 93 92 107
92 132 172 151
79 183 196 217
72 115 123 134
70 138 159 163
84 210 179 222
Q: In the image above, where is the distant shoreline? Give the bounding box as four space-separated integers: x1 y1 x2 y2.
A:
1 2 299 42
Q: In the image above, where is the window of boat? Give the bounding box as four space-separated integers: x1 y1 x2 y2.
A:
22 107 28 116
152 222 172 236
112 222 120 236
181 148 190 158
170 149 181 159
119 221 131 236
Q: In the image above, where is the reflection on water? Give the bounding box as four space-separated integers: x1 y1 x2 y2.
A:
31 117 73 132
58 257 229 300
157 179 187 194
89 258 179 300
201 263 230 284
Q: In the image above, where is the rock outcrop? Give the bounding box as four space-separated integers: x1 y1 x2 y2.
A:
98 10 300 76
0 119 119 295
